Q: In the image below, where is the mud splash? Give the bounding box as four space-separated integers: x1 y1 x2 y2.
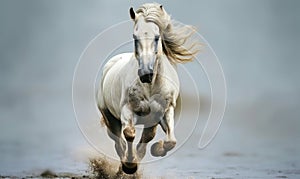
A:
89 157 142 179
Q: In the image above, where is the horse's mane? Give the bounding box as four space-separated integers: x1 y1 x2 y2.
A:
136 3 200 64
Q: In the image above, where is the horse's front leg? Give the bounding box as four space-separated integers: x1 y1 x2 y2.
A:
136 125 157 160
120 104 138 174
151 105 177 157
136 95 166 160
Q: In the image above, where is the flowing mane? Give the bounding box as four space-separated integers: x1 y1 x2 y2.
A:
135 3 200 64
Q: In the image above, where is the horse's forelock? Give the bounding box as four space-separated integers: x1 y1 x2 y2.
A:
136 3 170 31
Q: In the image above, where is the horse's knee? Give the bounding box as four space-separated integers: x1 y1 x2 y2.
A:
123 126 135 142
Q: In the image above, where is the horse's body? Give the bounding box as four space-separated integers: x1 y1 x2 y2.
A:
97 3 198 174
99 53 179 121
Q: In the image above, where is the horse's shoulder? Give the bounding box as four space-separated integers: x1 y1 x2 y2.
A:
102 53 133 77
104 53 132 68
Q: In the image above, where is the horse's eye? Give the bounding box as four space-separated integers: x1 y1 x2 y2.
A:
154 35 160 42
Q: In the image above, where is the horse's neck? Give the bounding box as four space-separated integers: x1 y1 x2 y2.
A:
157 54 177 76
152 55 176 87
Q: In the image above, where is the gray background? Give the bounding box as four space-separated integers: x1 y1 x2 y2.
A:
0 0 299 178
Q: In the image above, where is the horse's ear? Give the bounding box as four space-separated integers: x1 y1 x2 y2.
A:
129 7 136 20
160 5 163 10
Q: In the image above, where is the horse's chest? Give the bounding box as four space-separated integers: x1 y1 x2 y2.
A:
127 84 173 118
128 85 151 107
127 84 165 102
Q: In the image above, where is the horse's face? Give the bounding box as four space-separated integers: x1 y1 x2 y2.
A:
131 9 161 83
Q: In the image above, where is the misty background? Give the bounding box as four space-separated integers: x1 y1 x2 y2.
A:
0 0 299 178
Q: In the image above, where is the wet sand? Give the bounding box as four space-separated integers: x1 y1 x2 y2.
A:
1 107 299 179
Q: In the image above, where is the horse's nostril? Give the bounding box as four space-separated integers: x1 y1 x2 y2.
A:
149 73 153 78
140 73 153 83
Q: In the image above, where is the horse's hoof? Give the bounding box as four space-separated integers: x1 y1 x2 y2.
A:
151 141 166 157
163 140 176 151
122 162 138 174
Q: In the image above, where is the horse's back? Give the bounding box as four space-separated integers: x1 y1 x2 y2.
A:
97 53 133 119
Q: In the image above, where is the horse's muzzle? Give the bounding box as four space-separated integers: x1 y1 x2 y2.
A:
139 73 153 83
138 69 153 83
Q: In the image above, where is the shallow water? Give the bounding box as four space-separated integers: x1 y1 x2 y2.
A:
0 0 300 178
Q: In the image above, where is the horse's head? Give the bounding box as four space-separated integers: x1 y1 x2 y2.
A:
130 7 163 83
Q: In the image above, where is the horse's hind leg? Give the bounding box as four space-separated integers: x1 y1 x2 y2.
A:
100 108 126 160
136 125 157 160
151 106 177 157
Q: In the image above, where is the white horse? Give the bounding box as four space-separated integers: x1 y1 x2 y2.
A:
97 3 199 174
